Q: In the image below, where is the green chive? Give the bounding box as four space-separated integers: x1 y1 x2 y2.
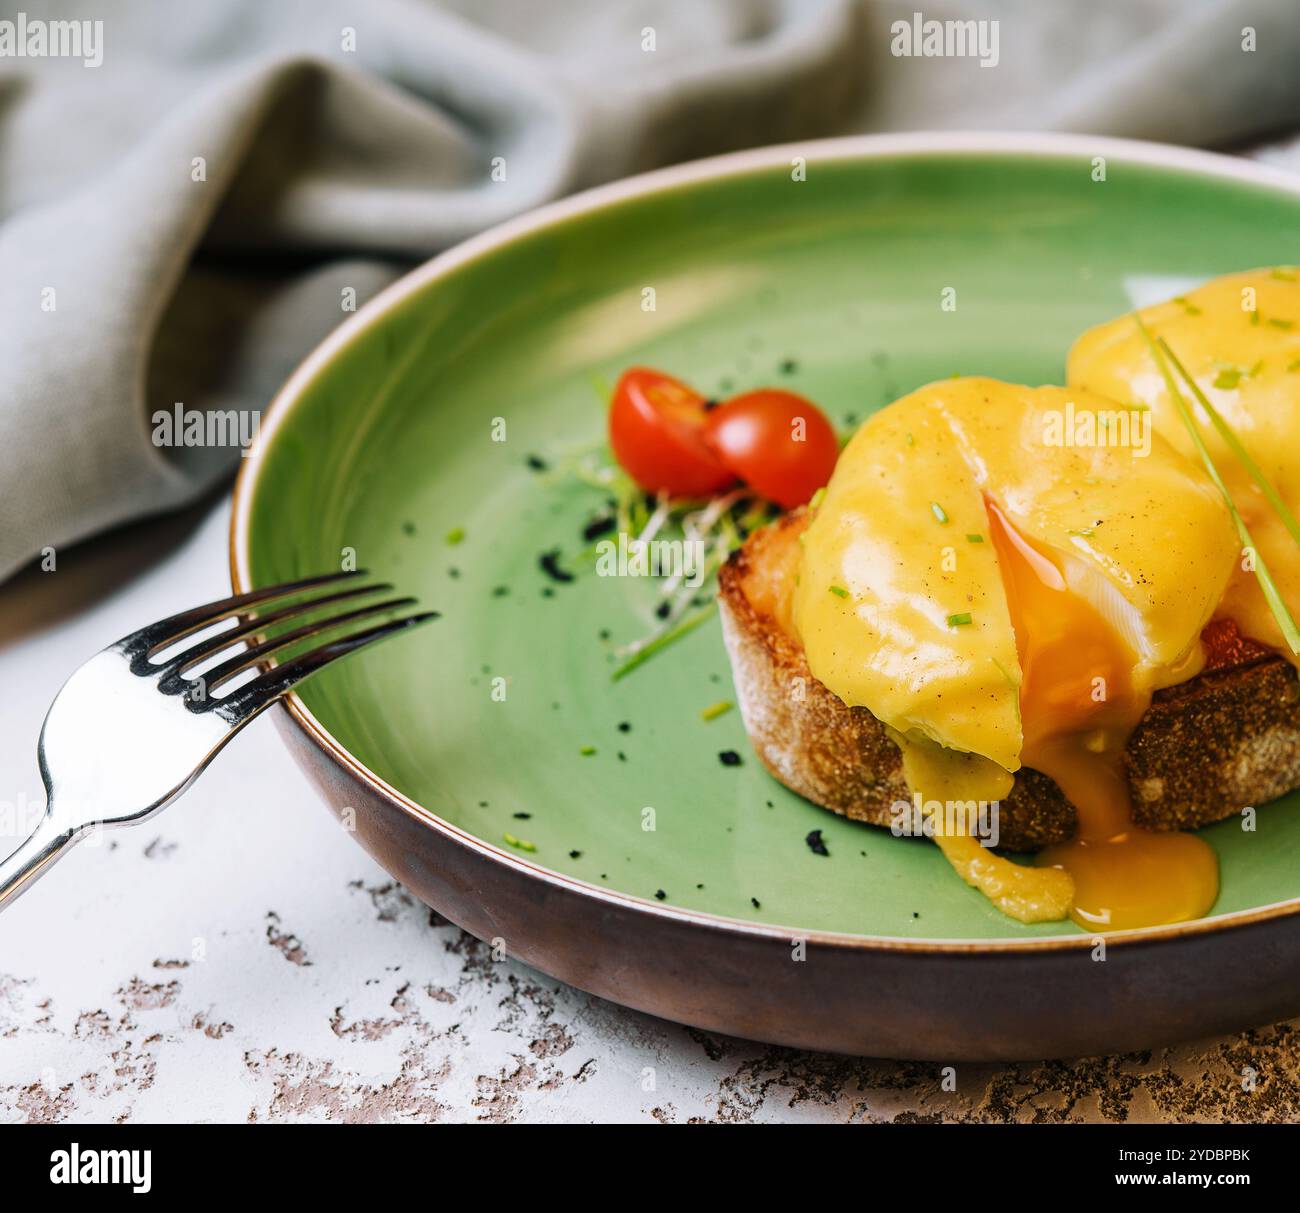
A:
1067 528 1094 537
809 487 826 510
966 533 984 543
503 833 537 852
700 700 733 722
930 502 949 524
947 612 972 627
445 526 466 545
828 585 849 599
1212 367 1242 390
905 432 915 446
1271 267 1297 281
1268 318 1294 330
1137 319 1300 655
610 604 717 682
579 745 596 756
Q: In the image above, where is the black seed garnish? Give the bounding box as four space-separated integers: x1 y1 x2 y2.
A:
805 829 829 856
492 585 509 597
617 751 627 762
618 721 631 733
541 586 555 597
751 897 762 909
401 520 416 536
654 889 667 901
654 601 671 620
703 397 720 411
569 850 582 859
718 750 742 767
598 628 611 641
448 567 460 579
513 812 531 820
780 359 798 375
526 454 548 472
582 514 617 541
538 550 574 583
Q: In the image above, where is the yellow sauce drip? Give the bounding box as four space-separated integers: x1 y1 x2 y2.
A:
893 733 1074 923
986 501 1219 929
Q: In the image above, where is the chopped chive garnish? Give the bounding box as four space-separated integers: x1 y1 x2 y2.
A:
809 487 826 510
700 700 733 722
930 502 949 524
828 585 850 599
1156 337 1300 552
965 533 984 543
1268 318 1294 330
445 526 466 545
1289 359 1300 373
579 745 596 756
1067 528 1094 537
610 603 716 682
1137 318 1300 654
503 833 536 852
1173 296 1202 316
905 432 915 446
1212 367 1242 390
1271 267 1297 281
947 612 972 627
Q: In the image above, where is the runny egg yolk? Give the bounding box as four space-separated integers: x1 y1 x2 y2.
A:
985 500 1219 930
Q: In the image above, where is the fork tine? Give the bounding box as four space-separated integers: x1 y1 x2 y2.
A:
119 570 369 659
169 596 418 696
207 612 439 724
148 582 394 679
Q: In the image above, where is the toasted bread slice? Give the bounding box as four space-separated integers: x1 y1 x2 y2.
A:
718 510 1300 851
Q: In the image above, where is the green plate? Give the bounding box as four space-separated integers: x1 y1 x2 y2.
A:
238 134 1300 944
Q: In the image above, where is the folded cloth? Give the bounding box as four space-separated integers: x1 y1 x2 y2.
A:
0 0 860 583
2 0 1300 585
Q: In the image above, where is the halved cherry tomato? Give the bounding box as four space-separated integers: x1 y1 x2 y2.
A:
608 368 734 497
703 389 839 509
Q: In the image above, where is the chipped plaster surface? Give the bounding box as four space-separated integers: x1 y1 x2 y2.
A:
2 507 1298 1125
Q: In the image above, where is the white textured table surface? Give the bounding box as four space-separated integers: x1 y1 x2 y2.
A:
1 499 1298 1125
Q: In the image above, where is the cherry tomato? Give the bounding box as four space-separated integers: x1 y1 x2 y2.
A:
703 389 839 509
608 368 734 497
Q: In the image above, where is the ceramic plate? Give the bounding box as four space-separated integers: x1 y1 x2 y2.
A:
232 134 1300 1059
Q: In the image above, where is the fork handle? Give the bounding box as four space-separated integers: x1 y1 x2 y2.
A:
0 813 79 911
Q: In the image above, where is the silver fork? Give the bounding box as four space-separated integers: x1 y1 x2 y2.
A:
0 571 434 911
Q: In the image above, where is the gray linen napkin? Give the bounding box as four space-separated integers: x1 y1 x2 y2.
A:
2 0 1298 584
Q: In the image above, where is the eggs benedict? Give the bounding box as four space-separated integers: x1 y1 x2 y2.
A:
719 268 1300 931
